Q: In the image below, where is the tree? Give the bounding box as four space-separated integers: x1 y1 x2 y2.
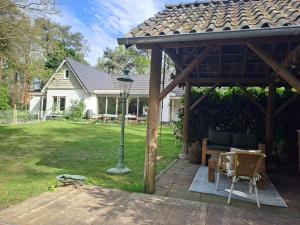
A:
0 1 89 107
0 85 10 110
96 46 150 74
37 19 89 71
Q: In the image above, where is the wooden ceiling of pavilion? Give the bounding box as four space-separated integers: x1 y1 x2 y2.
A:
118 0 300 88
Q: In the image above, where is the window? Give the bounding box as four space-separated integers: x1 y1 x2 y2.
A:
64 70 69 79
52 97 66 112
128 98 137 116
138 98 148 117
98 97 106 114
107 97 116 114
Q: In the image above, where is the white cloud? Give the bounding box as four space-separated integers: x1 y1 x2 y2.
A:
52 0 162 66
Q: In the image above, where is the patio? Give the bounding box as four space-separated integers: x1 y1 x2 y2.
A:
1 185 299 225
155 159 300 219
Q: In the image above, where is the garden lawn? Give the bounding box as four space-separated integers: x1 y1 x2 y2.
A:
0 121 180 209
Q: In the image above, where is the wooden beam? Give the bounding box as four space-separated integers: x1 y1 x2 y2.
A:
298 130 300 173
189 83 218 111
189 77 273 86
182 79 191 158
241 46 248 77
265 79 276 156
144 46 162 194
136 36 300 49
159 45 216 101
246 42 300 92
164 49 184 71
182 47 198 63
237 83 267 115
275 93 300 117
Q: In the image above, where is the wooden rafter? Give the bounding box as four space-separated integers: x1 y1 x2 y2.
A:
237 83 267 115
189 77 278 86
218 47 222 77
164 49 184 71
245 42 300 92
241 46 248 77
189 83 218 111
275 93 300 117
159 45 217 101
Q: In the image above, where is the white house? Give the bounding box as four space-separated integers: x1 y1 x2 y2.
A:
30 58 184 122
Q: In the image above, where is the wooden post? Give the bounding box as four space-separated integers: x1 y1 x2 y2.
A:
115 97 118 116
265 79 276 156
189 83 218 111
136 97 139 119
105 97 108 114
181 79 191 159
298 130 300 173
144 46 162 194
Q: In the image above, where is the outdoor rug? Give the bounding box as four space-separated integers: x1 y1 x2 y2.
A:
189 166 287 207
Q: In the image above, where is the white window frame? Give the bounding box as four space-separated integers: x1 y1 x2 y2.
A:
52 96 66 112
64 70 70 79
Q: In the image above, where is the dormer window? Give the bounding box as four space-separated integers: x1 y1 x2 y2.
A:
64 70 69 79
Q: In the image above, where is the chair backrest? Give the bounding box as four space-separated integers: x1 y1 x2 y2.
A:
233 152 265 178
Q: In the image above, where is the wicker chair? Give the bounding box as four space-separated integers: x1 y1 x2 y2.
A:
215 152 266 208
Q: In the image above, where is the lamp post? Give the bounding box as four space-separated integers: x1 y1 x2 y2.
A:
107 69 133 174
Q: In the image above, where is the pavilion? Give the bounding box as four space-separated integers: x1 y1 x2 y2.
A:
118 0 300 193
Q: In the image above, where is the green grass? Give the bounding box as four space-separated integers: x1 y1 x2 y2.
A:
0 121 180 209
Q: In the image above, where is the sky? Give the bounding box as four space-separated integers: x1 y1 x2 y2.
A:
53 0 191 65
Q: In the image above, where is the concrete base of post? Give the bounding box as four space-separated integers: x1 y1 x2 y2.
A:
179 153 189 160
107 166 132 175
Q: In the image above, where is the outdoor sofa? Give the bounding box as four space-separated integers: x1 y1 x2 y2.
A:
201 130 266 166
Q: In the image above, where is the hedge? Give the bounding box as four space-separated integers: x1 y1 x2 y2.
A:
177 87 300 163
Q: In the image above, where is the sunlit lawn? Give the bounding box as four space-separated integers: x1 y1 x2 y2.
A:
0 121 180 209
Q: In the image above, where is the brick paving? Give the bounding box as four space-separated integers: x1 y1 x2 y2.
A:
0 185 299 225
155 159 300 220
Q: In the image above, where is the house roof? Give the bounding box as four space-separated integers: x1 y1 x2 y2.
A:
126 0 300 38
65 58 113 92
110 74 184 96
41 58 184 97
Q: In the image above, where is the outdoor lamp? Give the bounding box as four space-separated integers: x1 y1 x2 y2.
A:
107 69 133 175
118 69 133 96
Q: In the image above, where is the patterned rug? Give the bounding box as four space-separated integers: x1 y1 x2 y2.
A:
189 166 287 207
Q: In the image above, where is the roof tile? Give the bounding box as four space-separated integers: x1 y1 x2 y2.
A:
127 0 300 37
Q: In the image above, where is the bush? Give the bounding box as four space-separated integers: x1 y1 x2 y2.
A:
66 100 86 121
179 87 300 162
0 85 10 110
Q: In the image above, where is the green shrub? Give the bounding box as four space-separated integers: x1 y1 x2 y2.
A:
0 85 10 110
66 100 86 121
179 87 300 162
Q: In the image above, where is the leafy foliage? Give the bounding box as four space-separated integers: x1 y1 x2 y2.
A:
96 45 150 74
0 2 88 107
66 100 86 121
0 122 179 208
0 85 10 110
179 87 300 161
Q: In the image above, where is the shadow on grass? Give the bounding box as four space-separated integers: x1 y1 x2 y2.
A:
0 122 179 194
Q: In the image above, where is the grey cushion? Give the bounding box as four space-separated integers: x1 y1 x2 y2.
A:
208 130 232 146
207 144 231 152
232 133 257 149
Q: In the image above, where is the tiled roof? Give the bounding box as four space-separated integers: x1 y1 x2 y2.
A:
127 0 300 37
66 58 113 92
64 59 184 96
111 74 184 96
